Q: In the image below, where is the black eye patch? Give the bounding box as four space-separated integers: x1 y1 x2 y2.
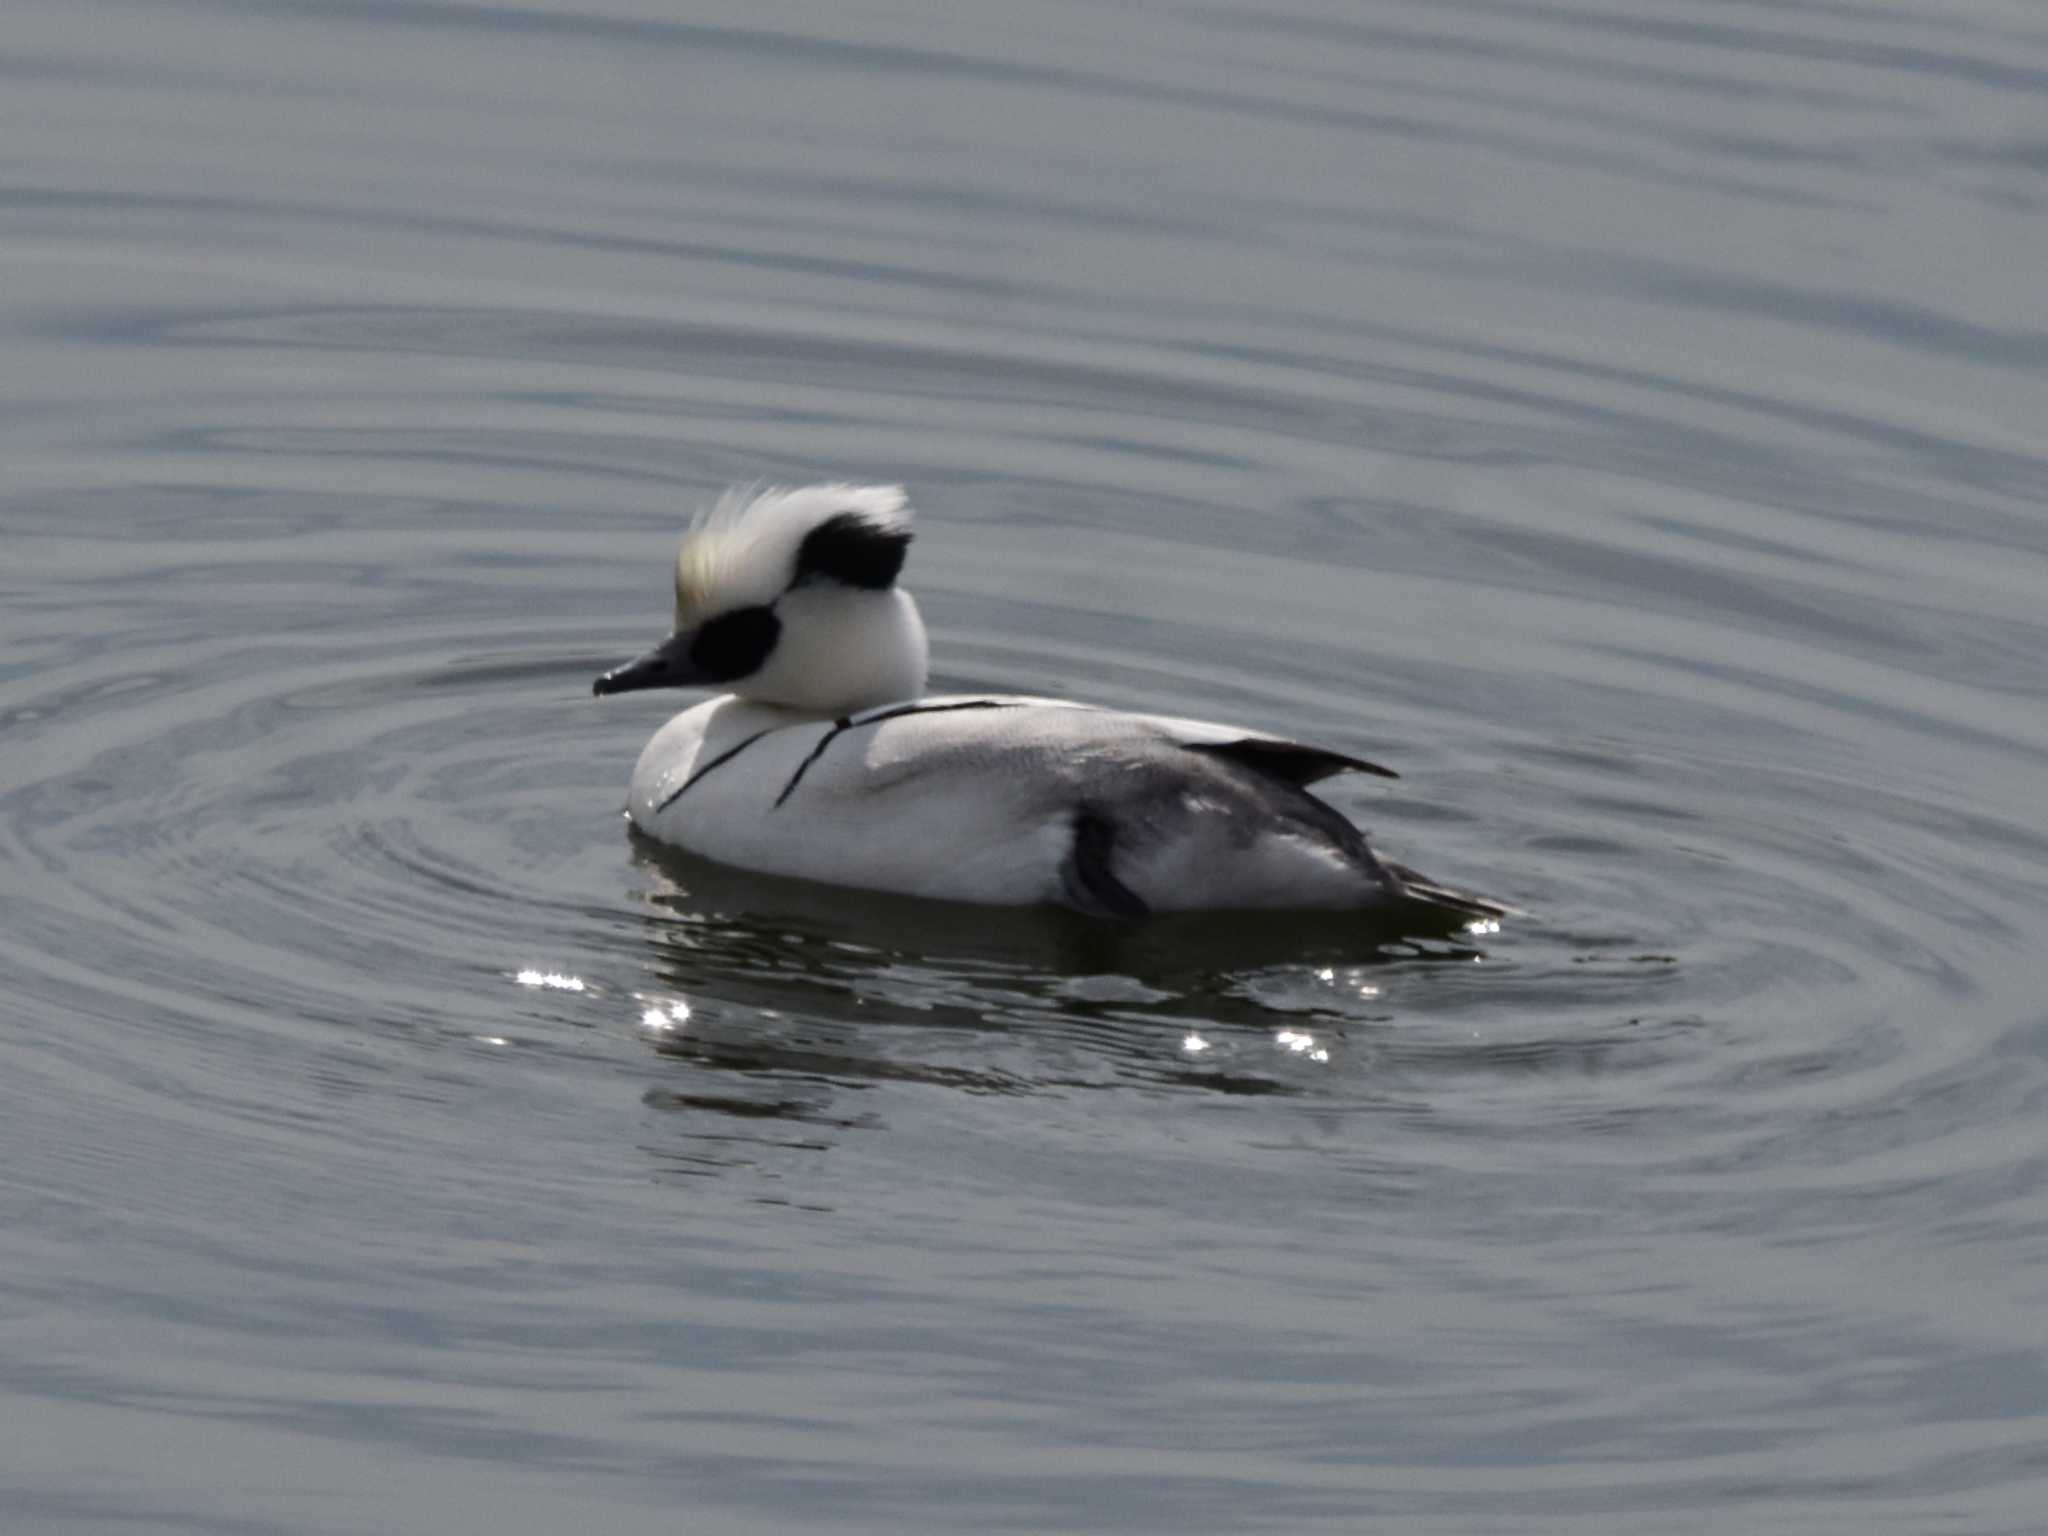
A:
690 605 781 681
793 512 911 590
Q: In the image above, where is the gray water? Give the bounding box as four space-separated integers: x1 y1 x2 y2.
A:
6 1 2048 1531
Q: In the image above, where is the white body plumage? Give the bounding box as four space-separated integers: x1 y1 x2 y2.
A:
595 485 1502 921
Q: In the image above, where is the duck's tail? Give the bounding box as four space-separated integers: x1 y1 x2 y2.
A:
1382 860 1522 927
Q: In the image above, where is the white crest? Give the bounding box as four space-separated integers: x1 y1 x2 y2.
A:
674 482 910 623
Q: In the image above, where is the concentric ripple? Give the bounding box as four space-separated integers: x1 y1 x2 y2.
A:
7 311 2046 1536
7 455 2039 1166
8 0 2048 1522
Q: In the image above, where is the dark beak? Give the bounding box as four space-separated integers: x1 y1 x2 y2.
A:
592 632 704 696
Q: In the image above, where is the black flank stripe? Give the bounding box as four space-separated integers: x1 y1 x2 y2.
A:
655 728 774 812
773 716 854 809
771 699 1018 809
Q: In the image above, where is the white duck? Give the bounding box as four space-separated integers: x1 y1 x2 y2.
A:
595 484 1505 922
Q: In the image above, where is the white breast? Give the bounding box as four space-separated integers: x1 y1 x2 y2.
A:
625 694 1395 910
628 696 1071 903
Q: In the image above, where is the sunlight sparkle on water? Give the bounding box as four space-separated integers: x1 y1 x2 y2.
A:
515 969 585 992
1182 1033 1211 1054
637 996 692 1033
1275 1029 1331 1064
1317 966 1377 998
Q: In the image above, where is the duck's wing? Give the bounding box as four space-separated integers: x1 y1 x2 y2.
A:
912 698 1400 786
1073 704 1396 785
872 696 1395 775
1180 736 1398 786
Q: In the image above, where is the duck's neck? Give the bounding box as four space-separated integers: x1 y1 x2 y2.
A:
738 587 929 717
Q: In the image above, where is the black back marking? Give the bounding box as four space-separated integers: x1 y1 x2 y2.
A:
655 728 774 812
771 699 1018 809
1185 737 1399 784
792 512 911 590
845 698 1015 729
1060 810 1149 918
690 605 780 681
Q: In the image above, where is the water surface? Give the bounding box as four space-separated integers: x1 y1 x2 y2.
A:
5 1 2048 1531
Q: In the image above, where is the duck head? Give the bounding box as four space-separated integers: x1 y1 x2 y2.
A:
593 483 930 714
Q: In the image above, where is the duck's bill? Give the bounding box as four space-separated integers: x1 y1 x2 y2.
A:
593 634 706 696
